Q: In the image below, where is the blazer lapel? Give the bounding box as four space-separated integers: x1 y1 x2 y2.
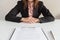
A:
33 7 39 18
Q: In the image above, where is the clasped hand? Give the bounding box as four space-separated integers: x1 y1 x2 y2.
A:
21 17 40 23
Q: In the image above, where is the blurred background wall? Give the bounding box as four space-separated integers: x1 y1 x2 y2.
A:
0 0 60 20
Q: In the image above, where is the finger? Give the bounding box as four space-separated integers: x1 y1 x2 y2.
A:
30 19 36 23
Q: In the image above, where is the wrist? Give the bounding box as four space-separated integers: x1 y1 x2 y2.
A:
37 19 40 23
20 18 24 21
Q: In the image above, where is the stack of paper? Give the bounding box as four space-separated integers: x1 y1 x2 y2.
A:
10 27 47 40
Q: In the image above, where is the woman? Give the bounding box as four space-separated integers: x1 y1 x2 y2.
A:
5 0 55 23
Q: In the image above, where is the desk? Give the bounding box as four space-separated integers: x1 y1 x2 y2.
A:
51 20 60 40
0 19 60 40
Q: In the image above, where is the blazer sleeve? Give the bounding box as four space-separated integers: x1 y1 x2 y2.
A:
5 1 22 23
38 1 55 23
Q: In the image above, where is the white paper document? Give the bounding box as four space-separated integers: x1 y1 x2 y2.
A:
10 27 47 40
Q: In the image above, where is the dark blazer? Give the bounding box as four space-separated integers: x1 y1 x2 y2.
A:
5 1 55 23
